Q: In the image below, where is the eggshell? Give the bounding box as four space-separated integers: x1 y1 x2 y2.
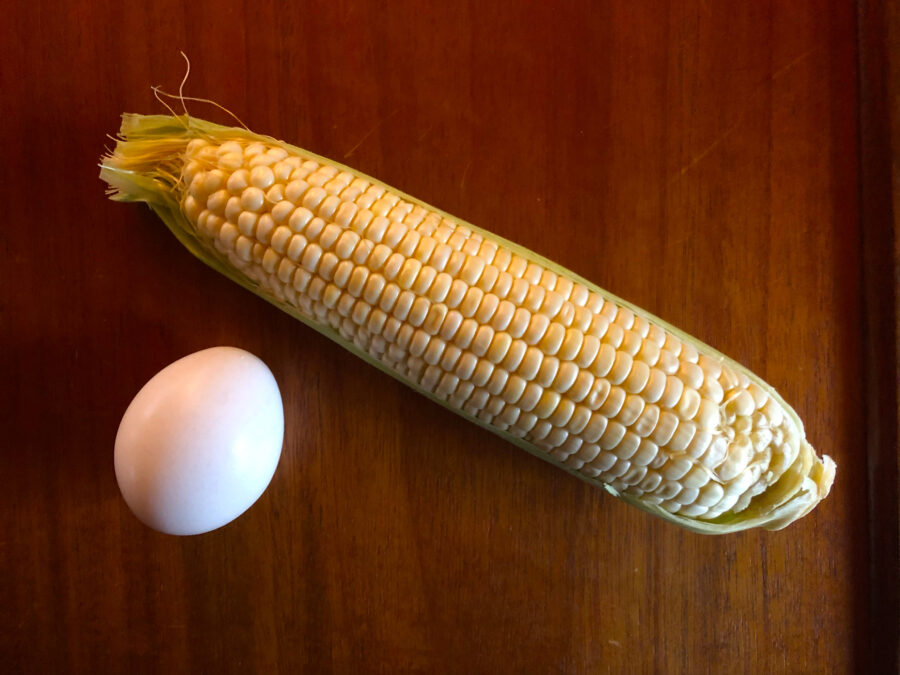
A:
115 347 284 535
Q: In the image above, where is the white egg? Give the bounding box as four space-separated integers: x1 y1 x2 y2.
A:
115 346 284 535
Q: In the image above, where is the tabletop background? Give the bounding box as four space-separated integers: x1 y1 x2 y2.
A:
2 1 897 673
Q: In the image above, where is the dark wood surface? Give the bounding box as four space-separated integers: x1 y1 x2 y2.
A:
858 0 900 671
1 1 893 673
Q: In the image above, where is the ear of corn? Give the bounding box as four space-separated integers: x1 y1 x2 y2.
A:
100 113 835 534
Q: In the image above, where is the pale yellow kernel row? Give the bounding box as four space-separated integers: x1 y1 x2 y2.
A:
181 142 800 519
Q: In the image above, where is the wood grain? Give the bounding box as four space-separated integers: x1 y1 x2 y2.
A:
0 1 886 673
858 0 900 672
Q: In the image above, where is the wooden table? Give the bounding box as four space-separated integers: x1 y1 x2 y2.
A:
2 1 896 673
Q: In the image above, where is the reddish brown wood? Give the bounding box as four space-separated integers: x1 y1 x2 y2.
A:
0 1 882 672
857 0 900 672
